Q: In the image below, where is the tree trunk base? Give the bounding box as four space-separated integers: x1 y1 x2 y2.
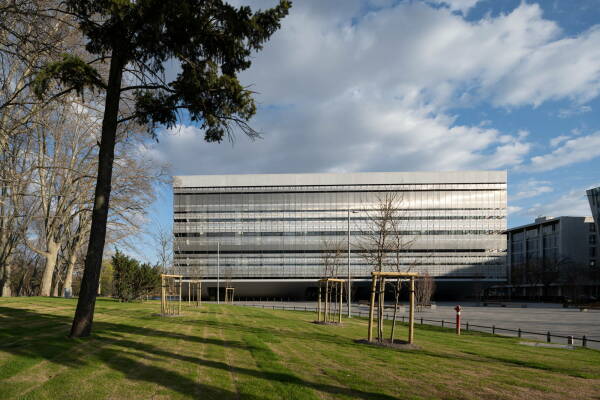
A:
355 338 420 350
312 320 342 326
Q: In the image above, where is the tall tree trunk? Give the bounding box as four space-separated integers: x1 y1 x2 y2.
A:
70 52 123 338
1 263 11 297
52 275 61 297
62 250 77 296
39 238 59 296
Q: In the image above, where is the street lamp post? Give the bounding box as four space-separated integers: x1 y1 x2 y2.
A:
347 209 351 317
217 241 220 304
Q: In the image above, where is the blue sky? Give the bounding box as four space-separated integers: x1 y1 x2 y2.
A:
133 0 600 262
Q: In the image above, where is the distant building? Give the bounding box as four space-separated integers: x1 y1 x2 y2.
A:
505 216 599 301
587 186 600 235
173 171 507 299
508 216 597 269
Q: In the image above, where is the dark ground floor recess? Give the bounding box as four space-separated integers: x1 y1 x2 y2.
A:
181 279 502 302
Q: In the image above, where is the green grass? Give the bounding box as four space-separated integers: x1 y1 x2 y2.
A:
0 298 599 400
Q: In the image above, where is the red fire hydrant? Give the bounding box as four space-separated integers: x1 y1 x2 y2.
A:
455 305 462 335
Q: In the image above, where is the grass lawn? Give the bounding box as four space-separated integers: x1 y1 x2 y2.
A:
0 298 599 400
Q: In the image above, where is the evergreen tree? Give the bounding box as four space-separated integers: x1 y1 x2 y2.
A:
112 251 161 302
112 251 137 302
33 0 291 337
134 262 161 300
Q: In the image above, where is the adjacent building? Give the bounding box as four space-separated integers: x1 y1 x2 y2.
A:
587 186 600 235
173 171 507 299
505 216 599 300
507 216 598 270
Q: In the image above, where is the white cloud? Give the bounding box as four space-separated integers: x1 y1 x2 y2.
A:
524 187 597 218
529 131 600 171
148 1 600 176
428 0 481 14
507 205 523 215
571 127 583 135
243 2 600 109
512 180 554 200
549 135 570 147
241 2 569 109
557 105 592 118
493 26 600 107
152 100 529 176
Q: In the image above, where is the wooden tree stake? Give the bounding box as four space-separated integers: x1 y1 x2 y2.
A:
409 276 415 344
368 276 377 342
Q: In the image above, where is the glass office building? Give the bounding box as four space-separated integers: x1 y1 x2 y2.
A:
173 171 507 297
588 186 600 234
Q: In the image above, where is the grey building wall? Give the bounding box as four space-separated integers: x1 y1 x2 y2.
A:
507 216 599 270
588 187 600 235
173 171 507 289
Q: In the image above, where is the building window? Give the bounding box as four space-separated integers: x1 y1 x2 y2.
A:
590 235 597 245
591 247 597 258
590 223 596 232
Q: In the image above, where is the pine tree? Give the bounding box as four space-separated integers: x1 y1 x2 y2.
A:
34 0 291 337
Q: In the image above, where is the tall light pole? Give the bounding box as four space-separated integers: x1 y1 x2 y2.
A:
217 241 220 304
347 209 357 317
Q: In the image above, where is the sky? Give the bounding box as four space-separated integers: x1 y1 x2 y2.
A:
135 0 600 262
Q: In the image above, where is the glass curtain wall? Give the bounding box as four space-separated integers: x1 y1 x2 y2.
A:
173 181 507 280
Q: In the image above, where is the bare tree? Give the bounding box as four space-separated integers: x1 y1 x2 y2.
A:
13 99 98 296
150 222 173 273
0 133 35 296
0 2 102 297
58 141 162 297
321 239 344 279
357 192 405 342
540 256 567 301
415 273 435 311
560 262 589 305
60 211 91 296
388 204 416 341
511 256 569 301
0 0 80 148
8 245 43 296
319 239 344 322
0 2 114 298
357 193 398 273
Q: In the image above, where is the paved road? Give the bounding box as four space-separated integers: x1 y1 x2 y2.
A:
232 300 600 349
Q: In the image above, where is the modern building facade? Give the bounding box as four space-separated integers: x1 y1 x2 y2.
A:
504 216 599 300
173 171 507 298
507 216 598 269
588 186 600 234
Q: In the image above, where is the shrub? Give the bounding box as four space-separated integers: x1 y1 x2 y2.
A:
112 250 160 302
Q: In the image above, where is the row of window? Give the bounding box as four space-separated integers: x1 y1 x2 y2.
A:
511 234 558 246
174 208 507 213
174 230 503 238
174 261 504 267
173 267 505 278
175 248 497 254
173 184 506 196
175 183 506 191
175 254 501 259
510 225 558 241
174 215 505 223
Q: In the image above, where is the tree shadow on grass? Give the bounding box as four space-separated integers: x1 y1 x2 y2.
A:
417 348 597 379
0 306 398 400
161 312 362 349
